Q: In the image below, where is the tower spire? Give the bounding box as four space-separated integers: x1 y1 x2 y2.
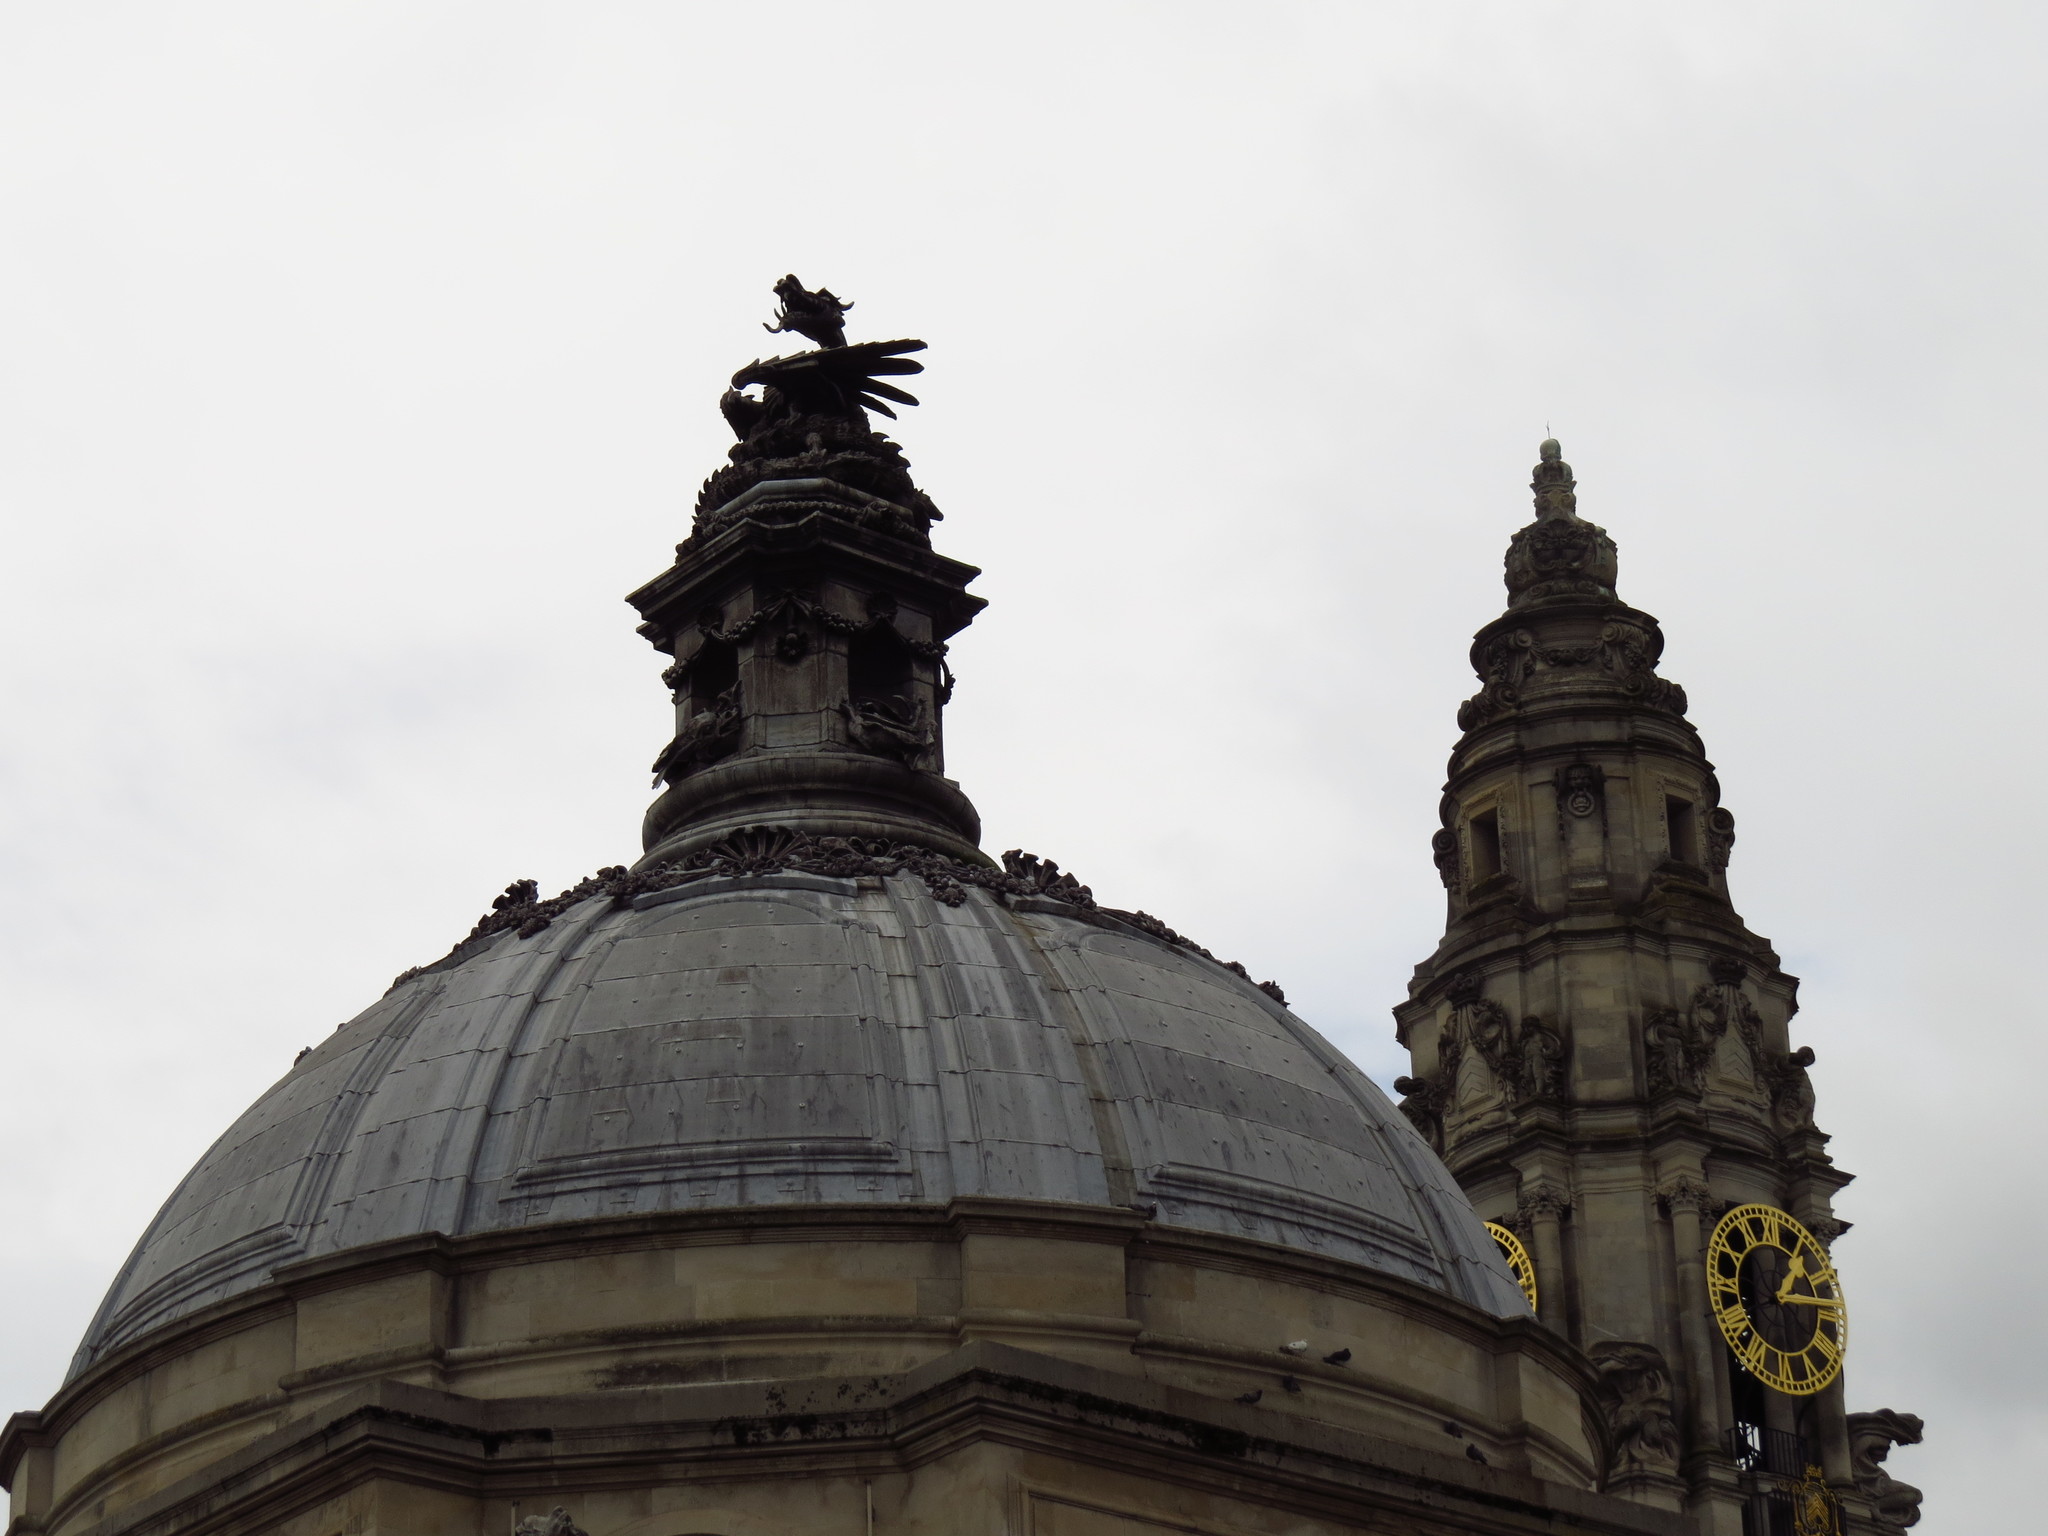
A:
1394 440 1915 1528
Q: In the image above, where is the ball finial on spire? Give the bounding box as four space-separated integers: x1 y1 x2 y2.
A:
1539 437 1562 462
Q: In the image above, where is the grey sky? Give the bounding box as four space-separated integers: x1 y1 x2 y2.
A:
1 4 2040 1526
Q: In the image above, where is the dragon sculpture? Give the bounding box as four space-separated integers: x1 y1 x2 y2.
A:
763 272 853 349
694 277 939 539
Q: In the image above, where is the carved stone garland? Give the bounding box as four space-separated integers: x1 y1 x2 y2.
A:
660 591 949 701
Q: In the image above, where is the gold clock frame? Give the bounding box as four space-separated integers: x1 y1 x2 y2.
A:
1484 1221 1539 1312
1706 1203 1846 1396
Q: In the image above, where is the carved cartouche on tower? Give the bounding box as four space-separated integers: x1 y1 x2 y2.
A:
626 279 988 866
1393 440 1915 1526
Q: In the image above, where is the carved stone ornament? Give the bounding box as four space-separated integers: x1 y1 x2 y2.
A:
1457 627 1536 732
1657 1174 1714 1215
1644 966 1764 1099
841 693 935 766
1516 1182 1571 1223
685 589 948 665
1435 975 1571 1121
1439 992 1511 1086
1760 1044 1820 1134
1845 1409 1924 1532
1587 1341 1682 1473
1457 616 1687 732
650 684 742 785
391 835 1289 1006
1785 1464 1846 1536
1431 827 1463 891
1392 1074 1446 1152
1705 805 1737 869
1556 762 1603 821
515 1510 589 1536
1517 1015 1568 1101
1808 1214 1852 1248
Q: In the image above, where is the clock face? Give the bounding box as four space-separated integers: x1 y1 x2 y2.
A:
1484 1221 1539 1312
1707 1204 1846 1396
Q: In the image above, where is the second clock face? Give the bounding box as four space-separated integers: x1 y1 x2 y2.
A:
1484 1221 1539 1313
1707 1203 1847 1396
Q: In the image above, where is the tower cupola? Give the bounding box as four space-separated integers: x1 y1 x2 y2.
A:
624 278 988 865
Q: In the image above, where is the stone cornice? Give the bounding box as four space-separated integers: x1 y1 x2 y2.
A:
14 1198 1545 1466
29 1346 1690 1536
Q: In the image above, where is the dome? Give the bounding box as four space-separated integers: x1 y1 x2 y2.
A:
73 865 1525 1376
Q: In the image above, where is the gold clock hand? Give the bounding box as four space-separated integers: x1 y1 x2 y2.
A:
1777 1293 1844 1310
1773 1253 1840 1304
1770 1256 1800 1300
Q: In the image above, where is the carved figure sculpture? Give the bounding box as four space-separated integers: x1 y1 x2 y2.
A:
1392 1075 1446 1152
1518 1016 1567 1101
652 684 743 785
840 693 934 766
763 273 853 349
702 325 936 534
1846 1409 1925 1531
515 1510 588 1536
1587 1341 1682 1472
1434 983 1572 1131
1644 972 1768 1099
1765 1045 1820 1133
726 337 926 428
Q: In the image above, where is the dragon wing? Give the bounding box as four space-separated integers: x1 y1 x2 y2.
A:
731 339 926 419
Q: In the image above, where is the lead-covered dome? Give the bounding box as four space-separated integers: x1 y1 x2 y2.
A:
74 864 1523 1375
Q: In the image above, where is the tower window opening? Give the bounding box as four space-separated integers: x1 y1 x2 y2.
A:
849 626 914 704
1666 796 1698 865
1470 810 1503 883
689 639 739 713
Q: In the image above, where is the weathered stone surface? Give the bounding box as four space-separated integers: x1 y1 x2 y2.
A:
76 872 1523 1379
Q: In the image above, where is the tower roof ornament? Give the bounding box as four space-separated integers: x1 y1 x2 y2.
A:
1456 438 1687 733
1532 437 1578 520
695 277 938 541
1504 436 1617 608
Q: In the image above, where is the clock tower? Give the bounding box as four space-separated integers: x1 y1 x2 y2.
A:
1393 440 1924 1535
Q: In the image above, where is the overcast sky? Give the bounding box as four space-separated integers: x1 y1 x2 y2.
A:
1 4 2041 1527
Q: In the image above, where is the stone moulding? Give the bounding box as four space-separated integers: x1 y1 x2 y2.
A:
1 1341 1689 1536
4 1198 1675 1536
